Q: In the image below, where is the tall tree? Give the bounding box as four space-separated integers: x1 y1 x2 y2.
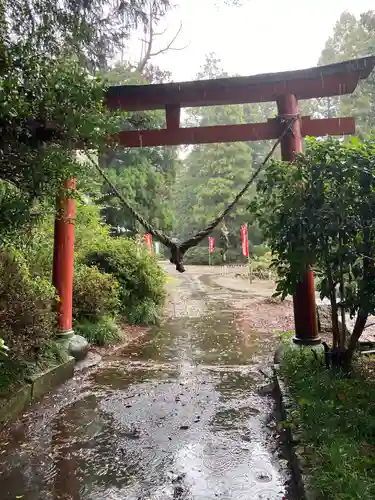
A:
317 10 375 136
99 65 179 234
173 54 263 249
2 0 171 73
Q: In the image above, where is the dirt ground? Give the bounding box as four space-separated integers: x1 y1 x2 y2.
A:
202 265 375 342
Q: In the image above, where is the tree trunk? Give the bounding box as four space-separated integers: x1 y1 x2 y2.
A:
338 232 347 349
330 289 340 348
325 247 340 347
346 310 368 367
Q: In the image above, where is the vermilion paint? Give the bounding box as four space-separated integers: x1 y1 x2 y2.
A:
52 179 76 334
277 94 320 344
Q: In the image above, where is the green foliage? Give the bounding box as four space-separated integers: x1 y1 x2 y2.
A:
0 359 30 397
37 341 70 369
172 53 268 250
251 136 375 360
280 345 375 500
73 264 120 321
75 316 121 346
74 201 112 258
182 244 269 266
0 40 118 238
84 238 166 324
251 245 270 258
184 247 221 265
184 246 247 265
316 10 375 137
0 337 9 358
3 0 171 71
0 247 57 362
99 65 179 235
126 298 161 325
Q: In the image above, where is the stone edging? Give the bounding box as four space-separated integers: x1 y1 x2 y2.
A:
273 364 315 500
0 356 75 427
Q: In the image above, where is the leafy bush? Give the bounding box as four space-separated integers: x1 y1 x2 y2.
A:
0 359 30 397
0 338 9 358
126 297 161 325
73 264 120 321
84 238 166 324
22 201 111 281
0 248 57 362
74 202 112 259
184 246 248 265
75 316 121 346
251 137 375 367
250 244 270 257
37 341 70 369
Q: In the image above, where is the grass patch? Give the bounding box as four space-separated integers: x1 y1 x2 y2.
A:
75 316 121 346
280 347 375 500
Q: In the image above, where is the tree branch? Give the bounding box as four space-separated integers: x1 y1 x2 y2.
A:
136 20 189 73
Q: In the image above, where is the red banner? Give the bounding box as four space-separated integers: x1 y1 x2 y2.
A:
144 233 153 253
208 236 215 254
241 224 249 257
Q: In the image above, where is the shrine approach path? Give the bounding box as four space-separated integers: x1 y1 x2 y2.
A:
0 263 293 500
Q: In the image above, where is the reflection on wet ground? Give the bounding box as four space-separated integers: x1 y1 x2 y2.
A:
0 268 290 499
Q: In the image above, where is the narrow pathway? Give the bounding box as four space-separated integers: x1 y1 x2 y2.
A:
0 266 291 499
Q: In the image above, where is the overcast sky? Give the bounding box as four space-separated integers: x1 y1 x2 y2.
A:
124 0 374 81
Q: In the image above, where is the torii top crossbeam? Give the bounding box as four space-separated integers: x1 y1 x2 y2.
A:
105 56 375 148
106 56 375 109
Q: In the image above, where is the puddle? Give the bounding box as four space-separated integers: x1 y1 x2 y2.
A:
0 270 291 499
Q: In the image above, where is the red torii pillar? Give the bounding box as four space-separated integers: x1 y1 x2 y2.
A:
52 179 76 338
277 94 320 344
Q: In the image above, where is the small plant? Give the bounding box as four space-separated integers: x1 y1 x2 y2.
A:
75 316 121 346
37 341 70 369
73 264 120 321
0 359 30 397
0 338 9 358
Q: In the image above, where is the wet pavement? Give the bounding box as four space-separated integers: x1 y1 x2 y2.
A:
0 265 291 499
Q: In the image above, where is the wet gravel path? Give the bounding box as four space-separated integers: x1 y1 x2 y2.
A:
0 265 291 500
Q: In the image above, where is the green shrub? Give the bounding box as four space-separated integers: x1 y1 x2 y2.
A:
84 238 166 324
75 316 121 346
37 340 70 369
21 202 112 281
73 264 120 321
21 213 55 280
184 246 247 265
184 246 215 265
73 202 112 259
0 248 57 362
250 244 270 257
126 297 160 325
0 359 30 397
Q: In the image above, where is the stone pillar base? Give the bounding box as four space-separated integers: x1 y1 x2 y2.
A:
57 332 89 361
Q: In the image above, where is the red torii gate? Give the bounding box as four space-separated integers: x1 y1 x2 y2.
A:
53 55 375 347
